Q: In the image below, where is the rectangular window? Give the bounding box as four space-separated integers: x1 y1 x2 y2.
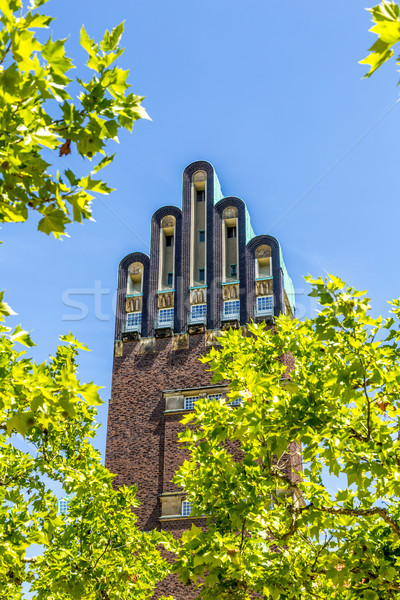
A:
184 396 199 410
182 501 192 517
158 308 174 326
57 497 70 515
227 226 237 238
257 295 273 315
229 398 242 407
198 268 205 283
199 229 205 242
191 304 207 323
208 393 223 401
196 190 205 202
230 264 237 279
167 272 173 286
166 235 173 247
126 312 142 331
223 299 240 319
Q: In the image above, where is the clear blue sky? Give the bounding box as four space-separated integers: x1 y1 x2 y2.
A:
2 0 400 456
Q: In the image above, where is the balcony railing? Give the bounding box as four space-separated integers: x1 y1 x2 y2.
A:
221 308 240 322
155 317 174 329
187 313 207 325
255 306 274 318
122 320 142 333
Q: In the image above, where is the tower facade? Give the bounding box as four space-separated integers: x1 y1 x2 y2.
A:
105 161 296 598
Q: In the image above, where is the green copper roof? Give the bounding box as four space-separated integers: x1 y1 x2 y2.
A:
211 164 294 313
279 245 295 315
212 166 255 245
212 169 224 205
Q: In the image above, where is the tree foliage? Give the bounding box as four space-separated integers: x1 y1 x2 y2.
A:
173 276 400 599
0 3 173 599
0 298 172 599
361 0 400 79
0 0 149 238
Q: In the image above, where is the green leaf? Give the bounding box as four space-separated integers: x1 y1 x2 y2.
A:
10 324 36 347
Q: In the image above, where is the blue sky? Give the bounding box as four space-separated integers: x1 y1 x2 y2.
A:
2 0 400 456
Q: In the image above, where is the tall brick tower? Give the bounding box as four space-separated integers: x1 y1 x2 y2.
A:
105 161 296 598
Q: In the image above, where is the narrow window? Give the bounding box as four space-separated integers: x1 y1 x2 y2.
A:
230 264 237 278
196 190 205 202
227 226 236 238
199 229 205 242
167 272 173 286
165 235 173 247
198 268 205 283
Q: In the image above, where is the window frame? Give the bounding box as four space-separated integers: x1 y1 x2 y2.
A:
199 229 205 243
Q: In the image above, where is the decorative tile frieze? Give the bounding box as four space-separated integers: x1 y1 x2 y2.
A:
190 287 206 304
126 295 142 313
222 283 239 300
158 291 174 309
255 278 273 296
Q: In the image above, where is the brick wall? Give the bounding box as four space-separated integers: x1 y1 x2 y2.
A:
106 330 301 599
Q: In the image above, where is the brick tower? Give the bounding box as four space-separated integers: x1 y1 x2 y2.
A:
105 161 296 598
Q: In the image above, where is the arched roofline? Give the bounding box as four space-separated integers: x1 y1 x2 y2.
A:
119 252 150 271
183 160 215 180
151 205 182 225
214 196 246 213
247 234 280 253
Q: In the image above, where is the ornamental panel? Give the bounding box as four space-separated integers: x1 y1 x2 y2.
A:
222 206 238 219
190 288 206 304
255 279 273 296
161 215 176 229
126 295 142 312
158 291 175 308
255 244 272 259
222 283 239 300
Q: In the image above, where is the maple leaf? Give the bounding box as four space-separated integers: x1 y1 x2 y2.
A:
59 139 71 157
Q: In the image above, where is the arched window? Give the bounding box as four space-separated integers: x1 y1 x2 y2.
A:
222 206 238 282
127 262 143 295
159 215 176 290
190 171 207 286
255 245 272 278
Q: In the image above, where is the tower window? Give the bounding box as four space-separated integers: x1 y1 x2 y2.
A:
198 268 205 283
167 272 173 286
190 304 207 323
199 230 205 242
256 295 273 315
222 299 240 320
126 312 142 331
227 226 237 238
230 264 237 278
196 190 205 202
184 396 199 410
165 235 173 247
182 501 193 517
